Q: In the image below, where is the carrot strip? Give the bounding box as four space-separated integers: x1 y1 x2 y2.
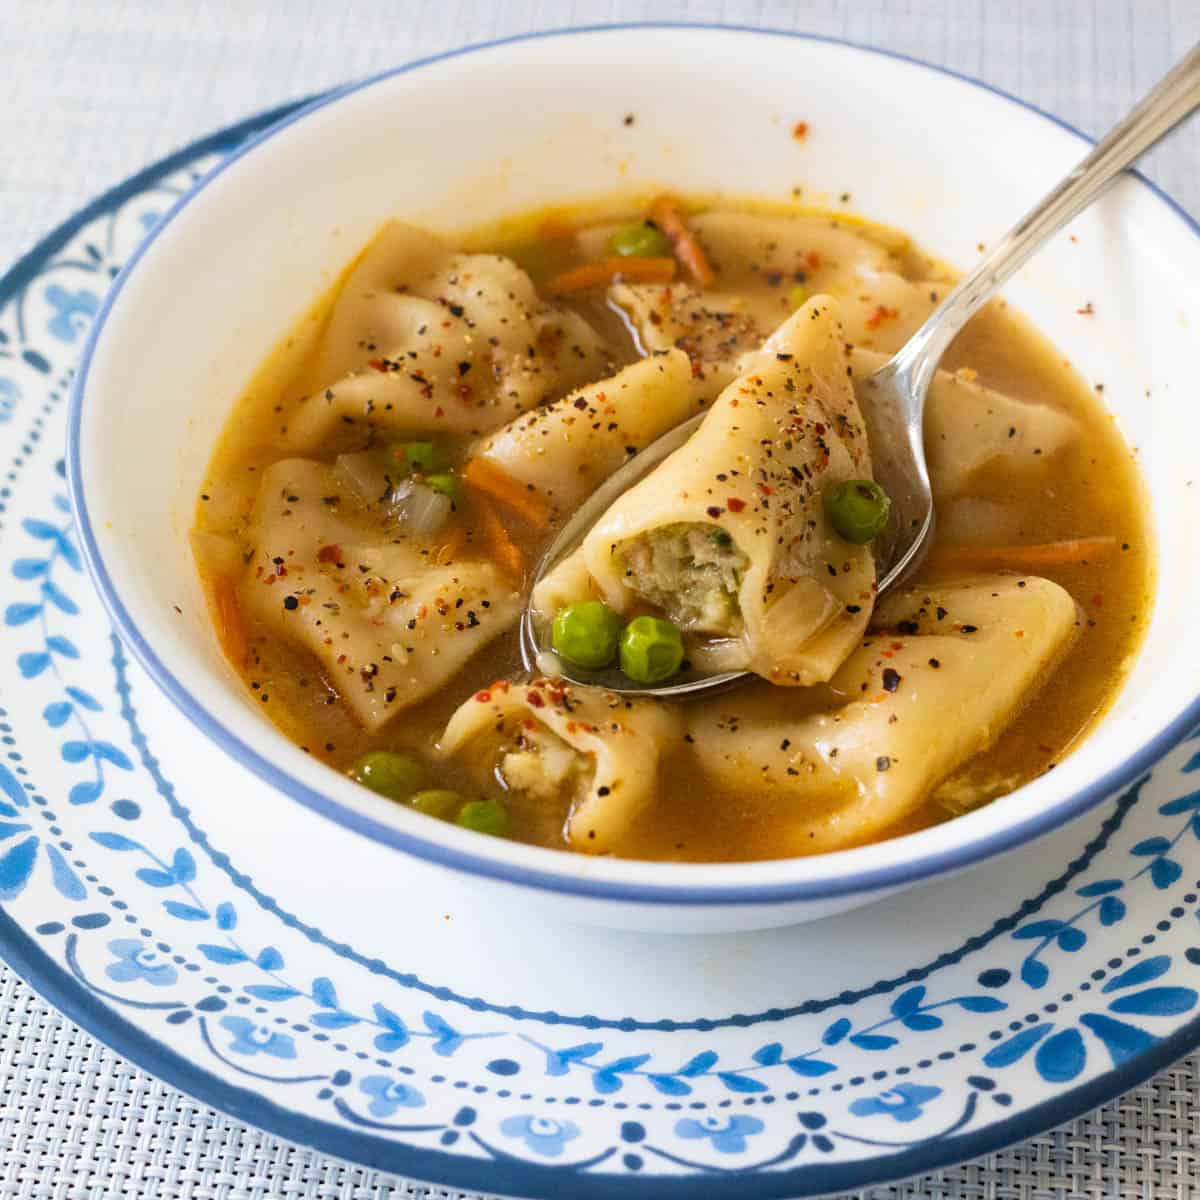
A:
476 497 524 581
649 195 717 287
207 574 248 666
927 536 1118 571
545 256 676 294
464 457 551 528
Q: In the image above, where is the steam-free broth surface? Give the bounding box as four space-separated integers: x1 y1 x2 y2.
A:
193 198 1151 862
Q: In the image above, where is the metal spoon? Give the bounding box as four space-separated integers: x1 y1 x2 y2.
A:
523 43 1200 696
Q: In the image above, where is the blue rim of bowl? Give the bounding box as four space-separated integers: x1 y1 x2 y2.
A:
19 21 1200 1195
66 22 1200 910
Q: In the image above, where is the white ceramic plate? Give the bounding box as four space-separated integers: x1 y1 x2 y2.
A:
1 27 1198 1197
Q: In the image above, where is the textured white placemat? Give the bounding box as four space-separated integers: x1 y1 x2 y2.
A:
3 2 1199 1197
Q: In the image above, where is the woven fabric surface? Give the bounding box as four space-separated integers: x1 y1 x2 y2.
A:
3 2 1200 1197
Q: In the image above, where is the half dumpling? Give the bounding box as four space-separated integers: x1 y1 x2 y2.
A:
688 573 1079 853
239 459 521 730
280 221 613 450
534 297 877 685
439 679 682 852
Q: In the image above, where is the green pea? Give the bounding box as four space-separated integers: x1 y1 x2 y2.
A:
824 479 892 544
398 441 439 473
608 221 672 259
424 473 459 499
788 284 810 310
619 615 685 684
456 797 510 837
408 788 461 819
552 600 623 669
347 751 427 801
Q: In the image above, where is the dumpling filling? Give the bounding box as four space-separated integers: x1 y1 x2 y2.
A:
618 523 750 634
499 725 592 806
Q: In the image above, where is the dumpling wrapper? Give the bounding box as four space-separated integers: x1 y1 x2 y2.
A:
850 348 1079 499
470 349 699 518
534 297 876 685
439 678 682 853
688 574 1079 854
240 459 521 730
281 222 612 450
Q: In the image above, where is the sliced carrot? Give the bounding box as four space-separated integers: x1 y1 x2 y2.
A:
927 536 1118 571
476 496 524 581
435 524 468 565
649 195 717 287
545 256 676 294
207 574 248 666
464 457 551 528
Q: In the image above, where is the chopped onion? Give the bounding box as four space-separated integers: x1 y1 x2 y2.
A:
333 450 393 506
394 481 452 535
189 529 243 576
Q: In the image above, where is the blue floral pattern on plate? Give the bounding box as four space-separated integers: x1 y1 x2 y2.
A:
0 104 1198 1200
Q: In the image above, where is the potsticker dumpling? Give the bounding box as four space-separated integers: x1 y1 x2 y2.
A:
439 679 682 852
534 297 876 684
850 349 1079 498
689 574 1079 853
281 222 612 451
470 349 698 519
240 460 521 730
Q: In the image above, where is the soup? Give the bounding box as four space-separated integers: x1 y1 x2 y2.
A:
191 198 1151 862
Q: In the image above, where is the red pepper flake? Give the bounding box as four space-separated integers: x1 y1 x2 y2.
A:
1077 302 1095 316
367 358 388 372
758 483 774 496
527 691 545 709
1092 594 1103 608
792 121 809 141
474 689 492 703
727 497 747 513
805 250 822 269
865 305 899 330
434 406 445 418
317 544 343 564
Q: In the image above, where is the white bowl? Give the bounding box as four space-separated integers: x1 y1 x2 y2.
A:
68 25 1200 933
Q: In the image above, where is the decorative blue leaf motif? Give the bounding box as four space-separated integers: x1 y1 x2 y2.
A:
1182 750 1200 772
1150 857 1182 889
66 686 102 711
245 985 300 1001
540 1041 599 1076
1099 896 1126 926
751 1043 783 1067
1035 1028 1086 1082
1103 955 1171 993
1158 790 1200 815
646 1074 692 1096
1131 837 1171 856
311 1011 361 1029
45 634 79 658
215 902 236 930
0 822 32 841
593 1054 650 1093
5 603 41 626
423 1011 464 1056
18 652 50 678
0 837 40 901
42 581 80 614
92 742 132 770
372 1004 410 1052
785 1056 836 1077
900 1012 943 1031
1079 1013 1157 1065
0 762 29 811
43 701 72 727
311 977 338 1009
717 1072 768 1094
821 1017 851 1046
69 781 103 806
170 848 196 883
1076 878 1124 896
1013 920 1065 940
198 944 249 965
1056 927 1087 952
60 742 91 763
134 867 176 887
22 519 62 542
53 493 71 513
11 559 49 579
44 844 85 900
982 1022 1054 1068
256 947 283 971
162 901 208 921
678 1050 718 1076
1021 958 1050 989
849 1033 898 1051
1107 987 1198 1017
90 831 140 851
890 986 925 1017
956 996 1006 1013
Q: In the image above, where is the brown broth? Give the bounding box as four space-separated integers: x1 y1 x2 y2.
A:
194 199 1153 862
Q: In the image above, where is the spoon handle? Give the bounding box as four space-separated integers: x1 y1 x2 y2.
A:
897 41 1200 395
